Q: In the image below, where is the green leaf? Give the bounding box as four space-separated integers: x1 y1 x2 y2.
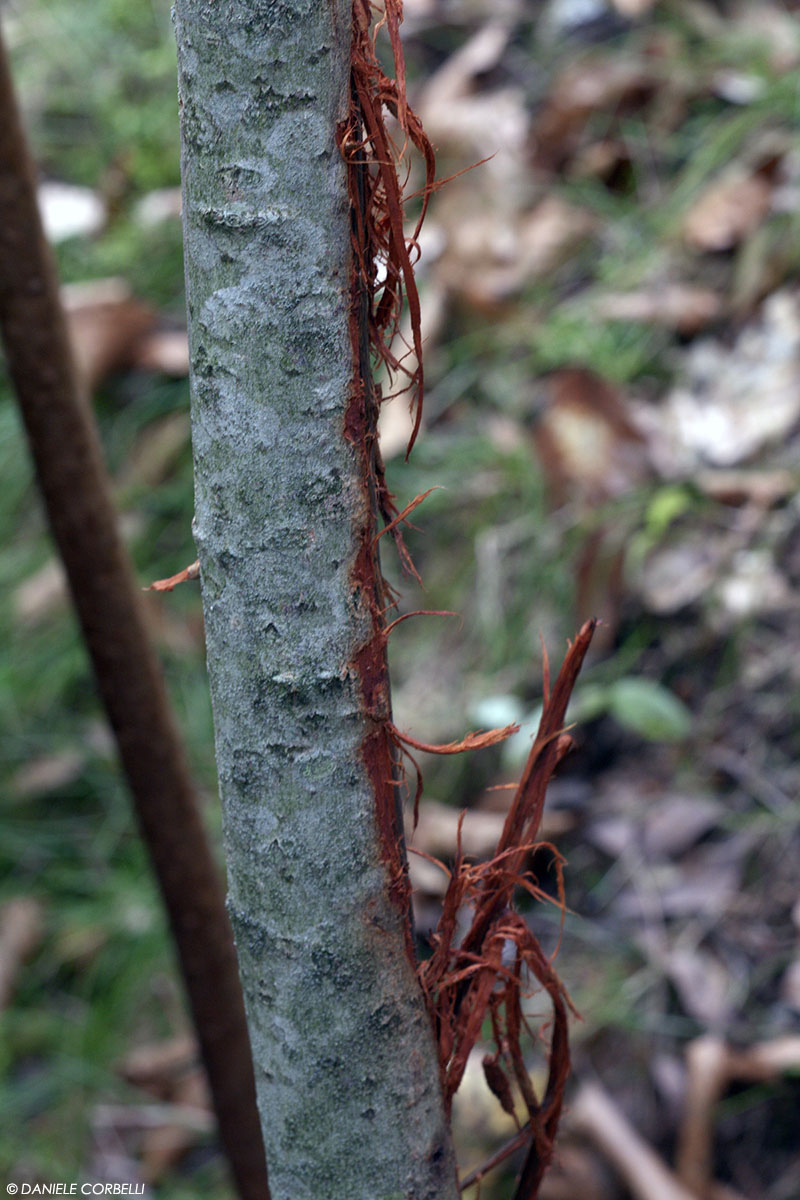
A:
607 678 692 742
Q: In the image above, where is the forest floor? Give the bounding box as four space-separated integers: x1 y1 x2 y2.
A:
1 1 799 1197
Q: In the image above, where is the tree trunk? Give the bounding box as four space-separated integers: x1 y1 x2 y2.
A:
173 3 459 1198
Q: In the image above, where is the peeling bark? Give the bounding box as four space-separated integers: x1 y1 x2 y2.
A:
173 3 458 1197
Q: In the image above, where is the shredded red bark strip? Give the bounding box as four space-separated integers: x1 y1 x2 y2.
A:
418 621 597 1197
340 4 596 1193
389 721 520 757
383 609 459 638
342 0 443 949
339 0 436 460
147 559 200 592
388 720 520 831
373 486 441 544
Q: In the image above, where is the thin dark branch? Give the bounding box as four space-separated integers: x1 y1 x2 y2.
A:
458 1124 532 1191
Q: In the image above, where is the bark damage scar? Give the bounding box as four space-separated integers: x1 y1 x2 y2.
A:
345 361 411 937
339 0 435 461
340 0 433 949
339 3 597 1196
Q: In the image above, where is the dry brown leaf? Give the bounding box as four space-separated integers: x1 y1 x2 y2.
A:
683 172 772 252
140 1121 196 1185
695 467 796 507
570 139 633 187
417 22 526 167
530 369 649 644
119 1036 210 1183
420 21 510 110
11 751 84 798
132 329 190 376
13 558 68 625
517 198 597 281
62 278 156 392
0 898 43 1009
140 1069 210 1184
407 799 574 864
594 284 723 334
532 56 658 171
120 1036 199 1093
532 368 650 505
440 196 596 309
611 0 657 14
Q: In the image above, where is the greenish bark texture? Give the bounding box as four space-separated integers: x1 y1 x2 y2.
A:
173 3 458 1197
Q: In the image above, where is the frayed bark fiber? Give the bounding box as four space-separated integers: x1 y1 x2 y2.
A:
419 622 596 1198
339 0 435 460
341 8 596 1190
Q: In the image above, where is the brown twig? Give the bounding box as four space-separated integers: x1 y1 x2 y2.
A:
458 1123 533 1191
676 1036 800 1198
0 27 268 1200
571 1082 699 1200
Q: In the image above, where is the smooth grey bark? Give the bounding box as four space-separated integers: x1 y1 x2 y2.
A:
173 3 458 1198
